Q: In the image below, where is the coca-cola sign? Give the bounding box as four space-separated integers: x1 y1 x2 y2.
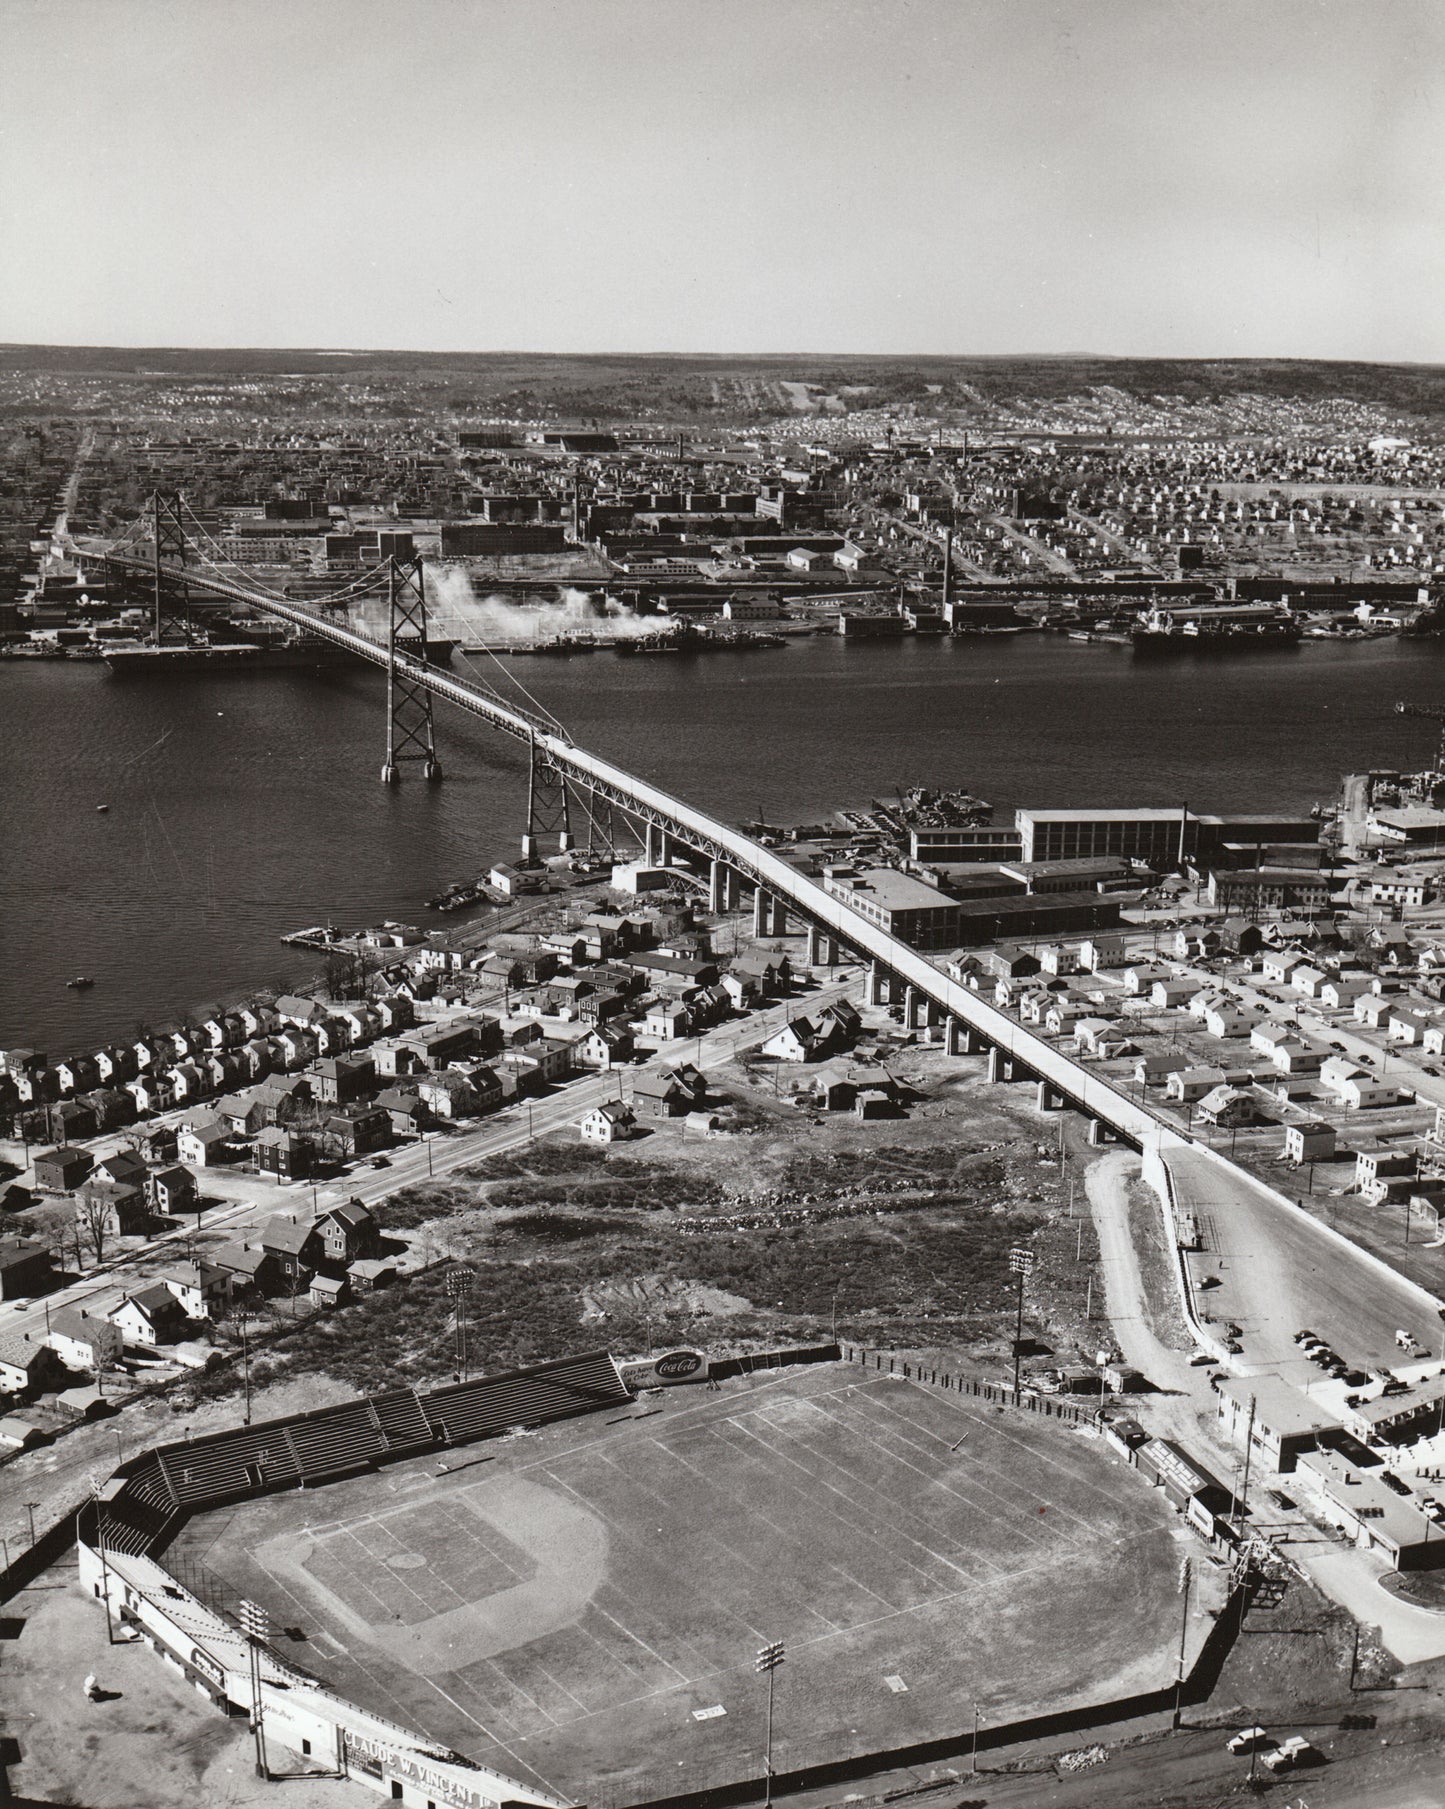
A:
654 1350 704 1380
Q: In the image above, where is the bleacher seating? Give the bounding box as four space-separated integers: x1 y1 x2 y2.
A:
105 1352 631 1524
368 1387 433 1451
156 1422 303 1505
289 1402 385 1482
421 1351 629 1447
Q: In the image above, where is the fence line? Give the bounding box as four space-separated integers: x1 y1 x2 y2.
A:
837 1343 1091 1425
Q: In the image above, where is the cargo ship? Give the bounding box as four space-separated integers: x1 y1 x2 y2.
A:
104 624 459 673
1130 602 1301 652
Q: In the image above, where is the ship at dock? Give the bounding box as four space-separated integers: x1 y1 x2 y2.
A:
1130 601 1302 652
104 619 459 673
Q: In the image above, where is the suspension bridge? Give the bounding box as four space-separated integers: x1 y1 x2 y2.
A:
79 492 1178 1147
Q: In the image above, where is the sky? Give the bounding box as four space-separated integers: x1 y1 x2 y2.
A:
0 0 1440 360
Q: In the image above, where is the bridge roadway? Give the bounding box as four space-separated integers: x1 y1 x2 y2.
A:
92 553 1445 1334
103 552 1192 1146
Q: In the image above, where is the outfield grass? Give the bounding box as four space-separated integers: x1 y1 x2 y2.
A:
168 1364 1187 1802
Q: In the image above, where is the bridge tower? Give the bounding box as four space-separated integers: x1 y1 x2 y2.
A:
381 557 442 783
522 731 573 860
149 491 196 644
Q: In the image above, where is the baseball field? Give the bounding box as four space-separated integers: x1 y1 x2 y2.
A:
165 1363 1190 1802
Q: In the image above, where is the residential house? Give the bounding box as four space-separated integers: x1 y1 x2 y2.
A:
1074 1018 1135 1058
208 1241 276 1294
254 1074 313 1124
273 994 329 1026
255 1126 310 1180
54 1056 99 1096
1354 1144 1417 1197
1204 1002 1253 1038
416 1072 480 1120
1079 933 1129 971
314 1202 379 1268
1166 1066 1227 1103
580 1100 639 1144
988 945 1040 980
32 1147 94 1193
1354 994 1395 1030
376 1088 428 1137
76 1178 148 1241
122 1070 165 1114
1151 979 1196 1010
0 1336 62 1396
93 1150 147 1190
165 1061 207 1104
313 1054 376 1104
1284 1122 1336 1164
1261 951 1306 986
644 998 695 1042
177 1119 232 1169
762 1015 834 1063
48 1099 98 1142
1196 1086 1260 1127
214 1089 266 1136
575 1024 635 1070
0 1236 53 1301
1134 1051 1190 1086
319 1104 389 1157
46 1306 123 1372
1319 978 1370 1012
94 1045 137 1084
501 1039 573 1091
1330 1073 1400 1110
1036 943 1079 976
148 1165 198 1216
1122 964 1169 995
84 1088 137 1132
1388 1008 1436 1045
109 1284 188 1347
259 1215 321 1285
632 1065 708 1118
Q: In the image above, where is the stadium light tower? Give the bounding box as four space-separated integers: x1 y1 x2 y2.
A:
755 1639 785 1807
238 1598 272 1778
447 1266 475 1382
1008 1246 1035 1402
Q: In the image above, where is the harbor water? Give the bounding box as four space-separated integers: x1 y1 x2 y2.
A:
4 632 1444 1052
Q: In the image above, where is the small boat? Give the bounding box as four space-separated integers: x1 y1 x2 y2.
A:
95 803 110 812
66 975 96 989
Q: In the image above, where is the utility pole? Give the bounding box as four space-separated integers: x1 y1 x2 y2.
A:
1009 1246 1035 1401
239 1599 271 1778
755 1640 785 1808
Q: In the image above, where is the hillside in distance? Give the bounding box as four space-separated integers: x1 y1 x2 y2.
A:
2 344 1442 425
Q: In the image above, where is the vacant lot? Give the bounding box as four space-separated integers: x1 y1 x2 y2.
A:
168 1363 1190 1803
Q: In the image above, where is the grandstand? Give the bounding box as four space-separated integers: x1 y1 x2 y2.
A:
102 1349 631 1518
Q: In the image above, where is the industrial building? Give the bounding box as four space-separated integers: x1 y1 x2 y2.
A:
1014 807 1320 868
823 867 961 950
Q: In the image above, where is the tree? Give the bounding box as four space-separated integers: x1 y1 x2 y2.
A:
75 1191 112 1266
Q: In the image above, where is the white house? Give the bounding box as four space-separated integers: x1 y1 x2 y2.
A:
1328 1073 1401 1110
579 1101 637 1144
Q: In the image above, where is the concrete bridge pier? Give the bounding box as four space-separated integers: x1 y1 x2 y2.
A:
903 985 919 1029
520 831 538 860
987 1047 1010 1083
1088 1120 1112 1146
1035 1080 1063 1112
710 860 730 914
960 1024 988 1055
867 962 888 1006
645 823 670 868
753 886 770 937
807 926 836 966
557 828 574 853
769 898 789 936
